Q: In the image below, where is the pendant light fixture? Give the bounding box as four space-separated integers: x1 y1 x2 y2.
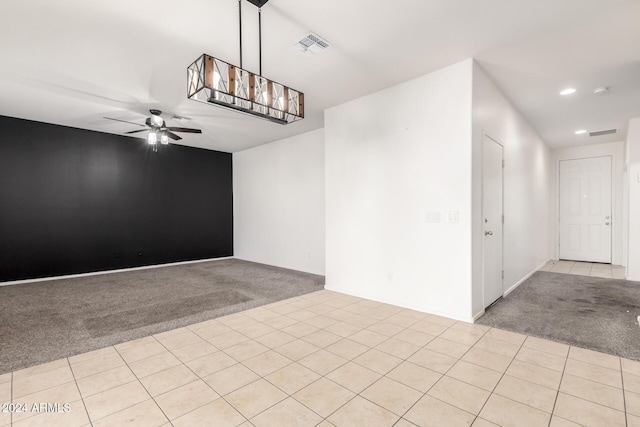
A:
187 0 304 125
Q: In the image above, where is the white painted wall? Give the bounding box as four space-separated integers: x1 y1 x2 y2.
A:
471 62 553 318
325 59 474 321
627 118 640 281
233 129 325 275
551 141 625 266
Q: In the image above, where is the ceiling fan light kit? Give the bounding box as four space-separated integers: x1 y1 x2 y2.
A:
147 130 170 147
105 109 202 152
187 0 304 125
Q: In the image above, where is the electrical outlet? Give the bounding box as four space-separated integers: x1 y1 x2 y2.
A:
447 211 459 223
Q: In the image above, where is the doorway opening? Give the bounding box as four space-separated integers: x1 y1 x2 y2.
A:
483 135 504 309
559 156 612 263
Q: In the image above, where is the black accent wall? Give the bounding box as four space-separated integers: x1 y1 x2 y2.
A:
0 115 233 282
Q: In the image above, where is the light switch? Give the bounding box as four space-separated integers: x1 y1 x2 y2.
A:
426 211 441 223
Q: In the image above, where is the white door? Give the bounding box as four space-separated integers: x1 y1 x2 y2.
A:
483 136 504 308
559 156 612 263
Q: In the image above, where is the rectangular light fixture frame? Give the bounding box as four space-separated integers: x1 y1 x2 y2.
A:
187 54 304 125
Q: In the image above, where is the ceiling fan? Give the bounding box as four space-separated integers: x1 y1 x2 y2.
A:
104 109 202 147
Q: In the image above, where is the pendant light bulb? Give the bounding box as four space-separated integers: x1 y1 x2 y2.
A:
148 131 157 144
160 132 169 145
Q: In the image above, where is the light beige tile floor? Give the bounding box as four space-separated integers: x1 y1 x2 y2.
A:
1 289 638 426
540 260 626 279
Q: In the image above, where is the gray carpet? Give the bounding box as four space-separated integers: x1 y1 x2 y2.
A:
477 271 640 361
0 258 324 374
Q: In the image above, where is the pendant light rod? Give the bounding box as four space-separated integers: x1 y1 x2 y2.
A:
238 0 243 68
258 7 262 75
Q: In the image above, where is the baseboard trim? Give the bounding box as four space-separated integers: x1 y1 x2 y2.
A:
324 285 475 323
503 259 550 297
473 309 485 322
233 256 325 277
0 257 235 287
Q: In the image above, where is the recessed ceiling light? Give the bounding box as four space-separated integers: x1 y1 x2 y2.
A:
560 88 577 96
575 129 587 135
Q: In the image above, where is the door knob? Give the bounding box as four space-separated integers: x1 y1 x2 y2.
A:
485 231 493 236
606 216 610 219
605 222 610 225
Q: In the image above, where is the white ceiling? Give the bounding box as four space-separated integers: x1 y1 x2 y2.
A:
0 0 638 152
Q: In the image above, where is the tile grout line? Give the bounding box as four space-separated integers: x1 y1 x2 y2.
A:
314 308 429 423
544 349 629 423
346 310 511 423
436 323 495 425
561 359 625 389
499 367 560 394
9 372 84 423
297 376 361 423
263 298 359 420
478 328 556 424
156 303 343 425
266 310 407 422
456 328 561 424
554 360 627 424
100 339 169 426
244 300 357 423
381 320 465 422
232 297 357 424
559 371 628 406
66 357 94 427
546 344 570 427
139 334 245 426
256 304 368 375
216 362 291 421
368 320 488 424
140 335 194 425
246 297 417 424
620 357 628 427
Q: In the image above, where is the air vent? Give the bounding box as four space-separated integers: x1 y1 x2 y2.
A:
589 129 617 137
295 32 331 55
171 115 191 124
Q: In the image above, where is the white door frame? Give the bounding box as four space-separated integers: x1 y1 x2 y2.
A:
482 134 504 308
555 154 616 263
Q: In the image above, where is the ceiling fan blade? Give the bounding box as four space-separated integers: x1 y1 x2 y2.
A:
166 127 202 134
104 117 146 127
125 129 148 134
167 131 182 141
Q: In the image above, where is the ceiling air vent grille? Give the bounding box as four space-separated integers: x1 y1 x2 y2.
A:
589 129 617 137
295 32 331 55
